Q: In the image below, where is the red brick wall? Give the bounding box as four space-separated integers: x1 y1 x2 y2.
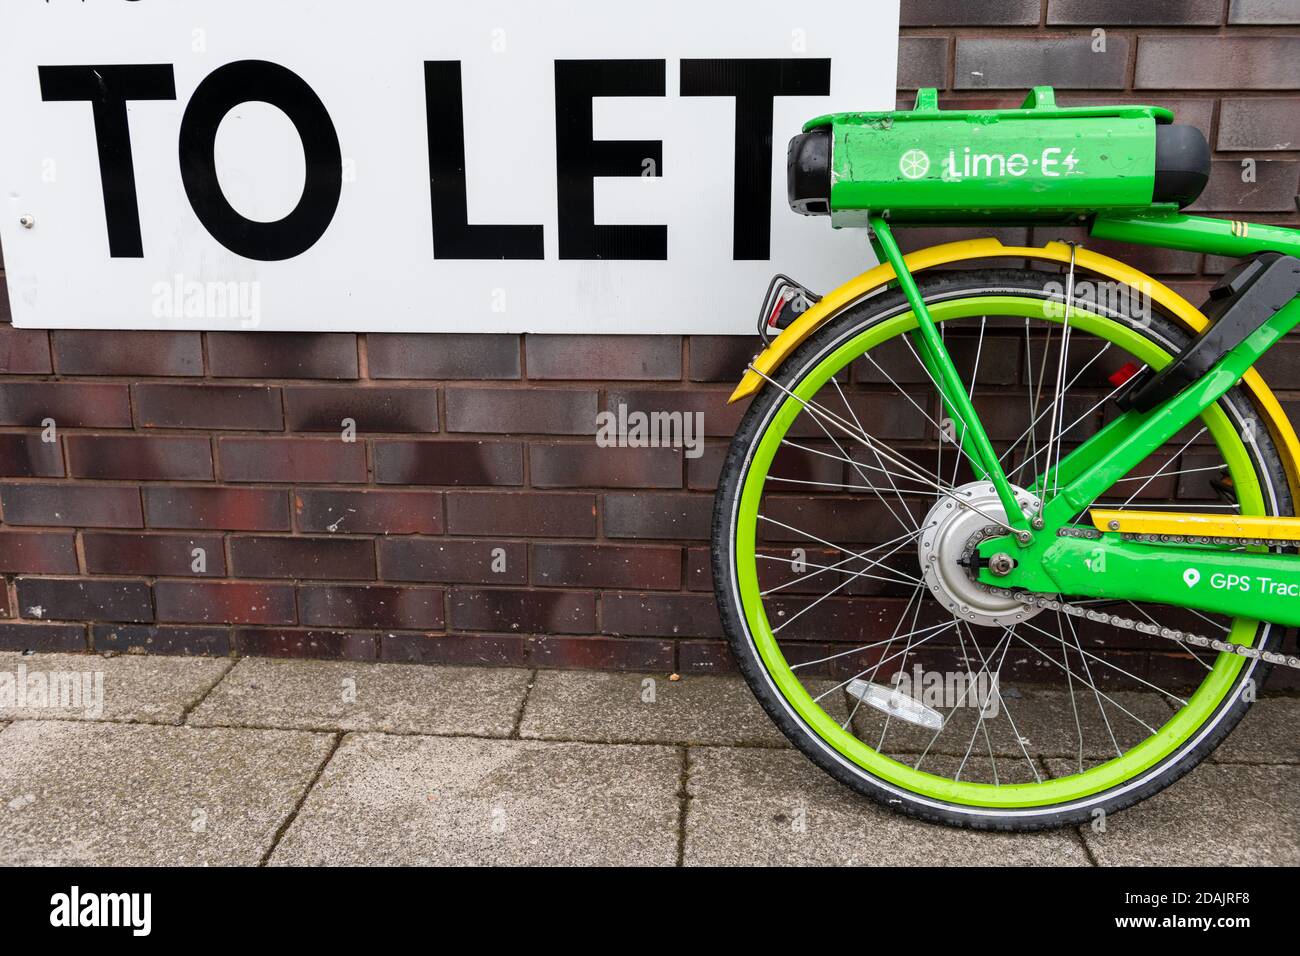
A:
0 1 1297 672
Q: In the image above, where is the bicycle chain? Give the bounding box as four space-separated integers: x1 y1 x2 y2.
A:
971 525 1300 671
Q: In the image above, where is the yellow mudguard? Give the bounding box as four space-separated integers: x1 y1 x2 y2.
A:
728 238 1300 503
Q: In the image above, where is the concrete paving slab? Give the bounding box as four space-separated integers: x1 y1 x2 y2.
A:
1048 759 1300 866
188 657 531 737
684 746 1087 866
271 733 680 865
519 670 808 746
850 684 1174 764
0 651 231 725
1210 696 1300 764
0 720 333 865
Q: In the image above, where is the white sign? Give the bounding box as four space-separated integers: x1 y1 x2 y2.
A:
0 1 898 333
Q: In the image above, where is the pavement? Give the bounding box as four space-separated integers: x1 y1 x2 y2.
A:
0 651 1295 866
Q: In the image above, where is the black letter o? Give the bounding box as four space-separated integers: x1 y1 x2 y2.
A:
179 60 341 261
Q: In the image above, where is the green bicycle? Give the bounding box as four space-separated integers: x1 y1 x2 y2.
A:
712 87 1300 829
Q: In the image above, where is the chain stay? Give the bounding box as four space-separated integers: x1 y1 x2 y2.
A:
972 524 1300 670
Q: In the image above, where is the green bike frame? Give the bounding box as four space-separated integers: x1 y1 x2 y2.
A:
864 213 1300 627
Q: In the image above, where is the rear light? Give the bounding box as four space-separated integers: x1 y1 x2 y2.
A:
787 127 831 216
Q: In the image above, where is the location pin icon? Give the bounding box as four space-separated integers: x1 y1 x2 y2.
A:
1183 568 1201 587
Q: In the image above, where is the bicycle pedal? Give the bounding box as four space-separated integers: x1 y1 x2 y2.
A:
846 679 943 730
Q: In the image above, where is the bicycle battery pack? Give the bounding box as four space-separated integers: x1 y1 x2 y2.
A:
788 86 1209 227
1116 253 1300 414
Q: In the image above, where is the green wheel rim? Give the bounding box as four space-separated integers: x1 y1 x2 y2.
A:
735 295 1262 809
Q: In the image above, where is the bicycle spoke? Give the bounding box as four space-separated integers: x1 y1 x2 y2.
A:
736 293 1272 802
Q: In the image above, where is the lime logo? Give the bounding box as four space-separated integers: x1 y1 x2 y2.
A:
1183 568 1201 587
899 149 930 179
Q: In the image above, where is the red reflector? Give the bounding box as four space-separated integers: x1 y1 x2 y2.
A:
1108 362 1140 387
767 296 785 328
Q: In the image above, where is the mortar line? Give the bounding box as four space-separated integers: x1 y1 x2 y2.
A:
259 730 344 867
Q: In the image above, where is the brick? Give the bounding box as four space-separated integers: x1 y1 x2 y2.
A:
854 329 1024 384
1229 0 1300 24
82 532 225 577
229 536 376 580
527 635 674 672
93 624 230 656
0 433 63 477
1055 95 1215 138
232 628 376 660
378 538 527 585
601 591 724 638
445 387 597 435
1189 160 1299 213
956 37 1130 90
449 588 595 634
0 622 87 653
525 335 681 380
603 492 712 540
1164 280 1217 307
1218 99 1300 152
16 577 152 623
0 483 142 528
900 93 1025 112
1254 340 1300 383
367 333 520 380
298 585 445 629
295 489 443 534
0 327 51 373
0 530 78 574
155 581 296 624
144 486 290 530
760 496 921 547
898 36 949 91
529 443 682 489
373 439 522 485
284 386 438 433
1136 37 1300 90
1027 225 1202 274
686 443 727 491
738 436 836 490
219 437 367 483
0 274 9 323
207 332 358 378
1047 0 1222 24
134 384 283 430
789 389 930 440
605 387 743 437
65 435 213 481
532 543 680 590
689 336 756 382
446 492 596 537
51 330 202 376
686 547 713 590
903 0 1040 25
380 632 528 666
678 640 736 675
0 382 131 427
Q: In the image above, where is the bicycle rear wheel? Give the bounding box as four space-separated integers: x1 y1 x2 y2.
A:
712 268 1291 829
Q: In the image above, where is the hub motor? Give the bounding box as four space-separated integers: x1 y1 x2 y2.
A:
918 481 1044 628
